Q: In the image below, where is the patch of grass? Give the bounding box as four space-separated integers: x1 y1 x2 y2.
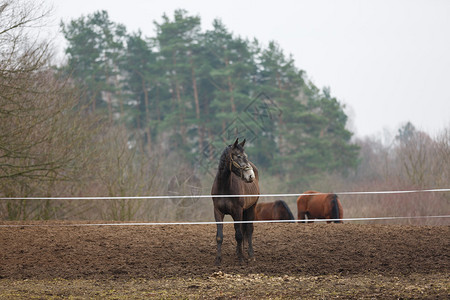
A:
0 273 448 299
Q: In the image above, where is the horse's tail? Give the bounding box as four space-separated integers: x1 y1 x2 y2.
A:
275 200 295 223
330 194 340 223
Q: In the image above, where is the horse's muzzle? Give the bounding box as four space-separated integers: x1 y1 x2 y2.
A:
242 167 255 183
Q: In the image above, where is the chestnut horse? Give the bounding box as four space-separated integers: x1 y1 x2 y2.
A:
296 191 343 223
211 138 260 265
255 200 295 222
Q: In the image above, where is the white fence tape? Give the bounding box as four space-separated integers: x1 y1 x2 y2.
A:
1 188 450 200
1 188 448 227
0 215 449 228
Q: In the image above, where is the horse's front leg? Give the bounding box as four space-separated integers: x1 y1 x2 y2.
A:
243 205 256 261
214 208 224 265
231 210 244 264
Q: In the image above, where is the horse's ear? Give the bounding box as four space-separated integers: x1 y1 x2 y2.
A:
239 139 246 148
232 138 239 148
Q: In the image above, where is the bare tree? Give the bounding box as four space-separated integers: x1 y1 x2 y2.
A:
395 130 433 187
431 129 450 187
1 0 53 185
0 1 100 219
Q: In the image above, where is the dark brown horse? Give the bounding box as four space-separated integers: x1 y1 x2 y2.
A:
296 190 343 223
211 138 260 265
255 200 295 222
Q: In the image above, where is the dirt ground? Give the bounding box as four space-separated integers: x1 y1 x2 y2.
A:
0 221 449 299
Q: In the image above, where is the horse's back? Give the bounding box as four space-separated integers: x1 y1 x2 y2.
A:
297 191 341 220
296 190 319 210
305 197 328 218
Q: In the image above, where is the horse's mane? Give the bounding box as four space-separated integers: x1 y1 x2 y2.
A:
217 146 230 174
275 200 295 220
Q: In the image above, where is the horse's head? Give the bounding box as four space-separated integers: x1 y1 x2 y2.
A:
228 138 255 183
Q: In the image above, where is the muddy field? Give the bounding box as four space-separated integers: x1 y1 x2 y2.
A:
0 222 449 299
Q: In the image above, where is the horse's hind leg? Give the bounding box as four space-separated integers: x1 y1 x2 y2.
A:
214 209 224 265
305 212 313 223
298 211 308 223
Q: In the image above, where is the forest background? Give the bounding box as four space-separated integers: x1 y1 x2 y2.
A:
1 1 449 223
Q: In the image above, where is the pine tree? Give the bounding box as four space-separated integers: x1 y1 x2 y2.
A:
59 9 360 185
120 31 157 152
61 11 127 118
153 10 202 152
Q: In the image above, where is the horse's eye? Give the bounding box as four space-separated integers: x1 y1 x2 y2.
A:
237 155 242 158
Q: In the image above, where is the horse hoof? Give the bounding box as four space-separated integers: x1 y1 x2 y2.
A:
215 257 222 266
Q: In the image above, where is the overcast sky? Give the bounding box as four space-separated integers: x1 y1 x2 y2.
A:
50 0 450 139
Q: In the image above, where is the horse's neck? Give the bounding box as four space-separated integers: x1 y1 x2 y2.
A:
215 169 232 194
